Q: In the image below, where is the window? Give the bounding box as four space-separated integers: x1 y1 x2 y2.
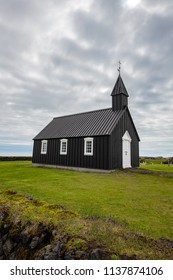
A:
60 139 68 155
84 137 94 156
41 140 47 154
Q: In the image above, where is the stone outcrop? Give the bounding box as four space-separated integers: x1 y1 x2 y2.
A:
0 203 111 260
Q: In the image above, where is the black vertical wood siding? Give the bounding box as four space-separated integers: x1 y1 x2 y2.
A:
32 109 139 170
32 135 110 170
112 94 128 111
109 109 139 169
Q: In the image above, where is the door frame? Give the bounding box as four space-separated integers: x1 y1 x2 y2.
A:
122 131 131 168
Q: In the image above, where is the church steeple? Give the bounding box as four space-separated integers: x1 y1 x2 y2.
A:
111 74 129 111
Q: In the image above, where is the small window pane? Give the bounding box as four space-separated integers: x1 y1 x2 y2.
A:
41 140 47 154
62 142 67 152
86 141 92 153
84 138 93 156
60 139 68 155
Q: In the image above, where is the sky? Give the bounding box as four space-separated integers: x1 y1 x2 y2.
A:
0 0 173 157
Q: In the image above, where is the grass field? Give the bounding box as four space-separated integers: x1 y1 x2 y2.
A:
0 161 172 241
140 162 173 173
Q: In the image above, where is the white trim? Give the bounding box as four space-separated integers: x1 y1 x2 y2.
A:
84 137 94 156
41 140 47 154
60 139 68 155
122 130 132 142
122 131 131 168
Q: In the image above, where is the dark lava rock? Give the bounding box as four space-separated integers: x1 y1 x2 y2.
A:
30 236 41 249
75 250 89 260
3 239 15 256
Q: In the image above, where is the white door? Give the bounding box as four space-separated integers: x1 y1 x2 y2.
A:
122 131 131 168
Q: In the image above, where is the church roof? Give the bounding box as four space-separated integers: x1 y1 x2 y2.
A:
33 107 126 140
111 74 129 97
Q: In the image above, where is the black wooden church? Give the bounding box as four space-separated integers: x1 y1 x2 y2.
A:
32 74 140 171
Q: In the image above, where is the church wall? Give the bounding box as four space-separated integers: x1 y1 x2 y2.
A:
32 135 111 170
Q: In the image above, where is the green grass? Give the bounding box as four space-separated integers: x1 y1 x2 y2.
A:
1 189 172 259
0 161 173 240
140 162 173 173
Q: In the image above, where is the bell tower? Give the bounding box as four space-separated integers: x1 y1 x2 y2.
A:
111 62 129 111
111 73 129 111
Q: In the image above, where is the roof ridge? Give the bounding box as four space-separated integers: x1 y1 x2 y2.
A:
53 107 112 119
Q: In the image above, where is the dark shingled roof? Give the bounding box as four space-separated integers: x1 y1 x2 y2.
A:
33 107 126 140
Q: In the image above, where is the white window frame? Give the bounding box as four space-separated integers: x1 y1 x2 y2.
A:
41 140 47 154
60 139 68 155
84 137 94 156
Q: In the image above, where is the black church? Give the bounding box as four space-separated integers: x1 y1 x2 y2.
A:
32 74 140 171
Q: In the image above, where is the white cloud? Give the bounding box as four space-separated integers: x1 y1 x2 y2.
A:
124 0 141 9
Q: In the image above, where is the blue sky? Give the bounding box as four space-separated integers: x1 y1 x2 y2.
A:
0 0 173 157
